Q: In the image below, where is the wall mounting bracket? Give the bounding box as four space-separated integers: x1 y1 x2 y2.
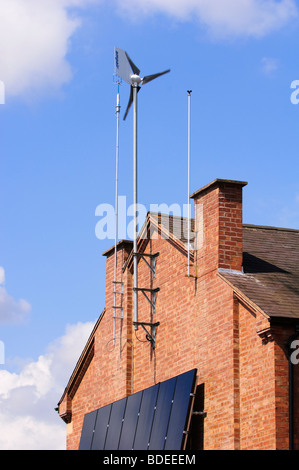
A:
133 287 160 313
133 252 159 278
133 321 160 349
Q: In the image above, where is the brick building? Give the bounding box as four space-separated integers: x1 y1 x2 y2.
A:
57 178 299 450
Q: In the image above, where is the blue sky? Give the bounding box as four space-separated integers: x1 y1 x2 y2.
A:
0 0 299 449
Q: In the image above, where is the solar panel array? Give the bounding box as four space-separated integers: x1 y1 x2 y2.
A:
79 369 196 451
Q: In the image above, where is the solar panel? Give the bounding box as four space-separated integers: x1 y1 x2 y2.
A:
132 384 159 450
118 390 143 450
164 368 197 449
104 397 127 450
148 376 176 450
91 403 111 450
79 369 197 451
79 409 97 450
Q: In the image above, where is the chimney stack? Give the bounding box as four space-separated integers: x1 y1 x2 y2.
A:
191 179 247 274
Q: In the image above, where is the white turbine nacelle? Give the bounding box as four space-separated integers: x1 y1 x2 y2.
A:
131 74 142 85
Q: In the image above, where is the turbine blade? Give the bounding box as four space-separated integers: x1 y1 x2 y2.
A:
123 86 141 120
125 52 140 76
114 47 133 85
123 87 133 121
142 69 170 85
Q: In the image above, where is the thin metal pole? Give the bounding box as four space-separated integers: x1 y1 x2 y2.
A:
133 85 138 329
113 86 121 343
187 90 192 277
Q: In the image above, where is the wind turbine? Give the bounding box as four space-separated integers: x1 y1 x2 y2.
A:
114 47 170 330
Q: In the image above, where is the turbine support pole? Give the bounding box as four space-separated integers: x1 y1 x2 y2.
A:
133 84 138 330
113 47 170 330
187 90 192 277
113 85 121 344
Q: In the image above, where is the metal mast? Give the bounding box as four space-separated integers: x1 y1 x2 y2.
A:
114 47 170 332
133 82 138 330
187 90 192 277
113 82 122 344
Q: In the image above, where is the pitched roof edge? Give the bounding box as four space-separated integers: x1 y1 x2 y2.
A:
57 309 106 406
243 223 299 233
217 271 270 320
125 213 195 271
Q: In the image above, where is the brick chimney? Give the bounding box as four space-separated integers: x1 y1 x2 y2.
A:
102 240 134 397
102 240 133 313
191 179 247 274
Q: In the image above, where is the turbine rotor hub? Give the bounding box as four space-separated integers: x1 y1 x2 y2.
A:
131 74 142 85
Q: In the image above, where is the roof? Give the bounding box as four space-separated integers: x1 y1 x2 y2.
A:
101 215 299 320
219 224 299 320
147 212 196 245
106 213 196 272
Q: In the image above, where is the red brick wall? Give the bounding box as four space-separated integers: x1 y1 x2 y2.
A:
272 325 299 450
238 302 276 449
59 179 295 450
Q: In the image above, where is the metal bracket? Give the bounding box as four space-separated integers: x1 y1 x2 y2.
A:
133 287 160 313
133 252 159 278
133 321 160 349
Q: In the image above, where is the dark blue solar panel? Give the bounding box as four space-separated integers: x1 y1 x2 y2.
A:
79 369 197 451
148 376 176 450
104 397 127 450
91 403 112 450
132 384 159 450
164 369 197 450
118 390 143 450
78 409 97 450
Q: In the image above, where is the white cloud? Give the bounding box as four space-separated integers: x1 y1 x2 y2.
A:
116 0 298 38
0 0 101 99
0 0 297 100
0 267 5 285
0 321 95 450
0 267 31 325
